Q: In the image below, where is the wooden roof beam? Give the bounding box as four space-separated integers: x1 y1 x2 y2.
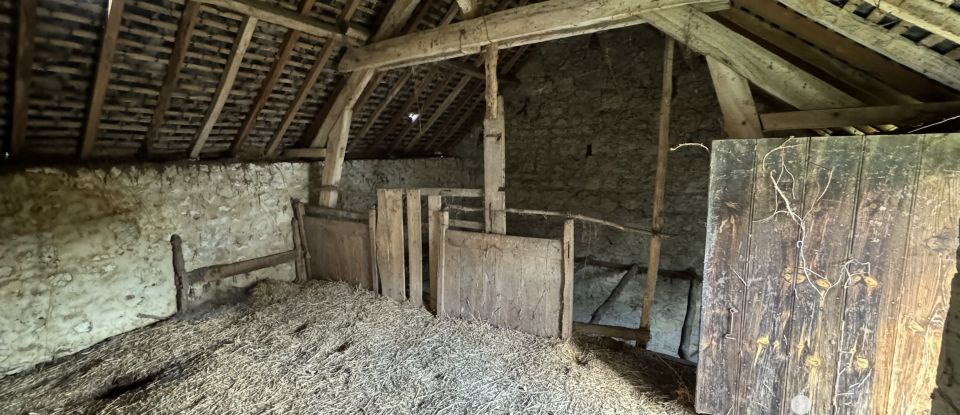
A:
706 57 762 139
643 6 862 112
760 101 960 132
9 0 37 157
141 0 200 158
79 0 127 160
455 0 480 19
869 0 960 46
187 15 258 159
198 0 367 45
338 0 729 72
778 0 960 92
228 0 317 156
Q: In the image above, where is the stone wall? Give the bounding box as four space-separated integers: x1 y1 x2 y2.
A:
478 25 722 358
0 156 479 376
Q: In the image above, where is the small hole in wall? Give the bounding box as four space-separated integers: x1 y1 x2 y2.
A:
585 144 593 158
408 113 420 123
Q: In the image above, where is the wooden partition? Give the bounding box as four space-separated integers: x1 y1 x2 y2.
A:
433 211 574 339
303 206 377 290
697 134 959 414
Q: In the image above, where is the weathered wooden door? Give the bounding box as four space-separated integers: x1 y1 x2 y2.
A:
697 134 959 414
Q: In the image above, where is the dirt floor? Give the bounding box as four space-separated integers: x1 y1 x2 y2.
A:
0 280 696 414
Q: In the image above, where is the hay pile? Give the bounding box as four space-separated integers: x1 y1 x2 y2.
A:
0 280 695 414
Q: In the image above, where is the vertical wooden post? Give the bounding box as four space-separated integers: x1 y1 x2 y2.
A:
291 198 311 281
376 189 407 302
560 219 575 339
406 189 424 307
291 214 306 282
368 207 379 294
10 0 37 157
433 209 450 317
317 108 353 207
640 37 675 335
483 44 507 234
170 234 188 312
427 195 443 312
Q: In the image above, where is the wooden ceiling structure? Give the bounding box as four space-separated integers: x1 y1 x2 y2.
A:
1 0 960 166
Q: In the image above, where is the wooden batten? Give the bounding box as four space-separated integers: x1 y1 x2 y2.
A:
560 219 574 339
79 0 127 159
405 190 424 307
188 15 258 159
197 0 367 45
376 189 407 302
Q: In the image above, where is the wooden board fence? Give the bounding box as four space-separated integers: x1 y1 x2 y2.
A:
697 134 960 414
433 213 574 339
303 210 376 290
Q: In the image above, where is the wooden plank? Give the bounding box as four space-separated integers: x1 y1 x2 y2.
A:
188 16 258 159
417 188 483 197
732 0 956 103
483 44 506 234
281 147 327 159
9 0 37 157
316 108 352 207
229 0 317 156
644 6 863 111
427 195 442 312
197 0 365 45
778 0 960 92
446 230 562 258
291 215 306 282
835 135 922 414
884 134 959 413
369 208 379 293
303 216 373 288
641 37 674 332
406 189 423 307
435 210 450 317
338 0 728 71
293 199 311 279
560 219 574 339
264 40 338 156
705 56 762 139
781 136 864 415
141 0 200 158
376 189 407 302
695 140 758 415
575 322 650 343
760 101 960 132
79 0 127 159
715 6 918 107
304 205 367 222
457 228 483 320
736 138 808 414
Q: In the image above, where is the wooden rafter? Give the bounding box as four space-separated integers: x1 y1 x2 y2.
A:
188 15 258 159
355 70 414 142
338 0 729 72
760 101 960 132
263 40 338 156
643 7 862 112
402 76 471 153
229 0 317 156
388 72 454 153
338 0 362 31
305 0 423 149
778 0 960 92
733 0 956 103
716 6 918 106
197 0 367 45
141 0 200 158
9 0 37 157
79 0 127 160
706 57 762 139
372 68 439 151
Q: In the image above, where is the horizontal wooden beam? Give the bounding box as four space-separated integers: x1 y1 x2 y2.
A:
778 0 960 92
281 147 327 159
187 250 298 284
338 0 729 72
760 101 960 132
198 0 367 45
574 322 651 343
643 6 862 111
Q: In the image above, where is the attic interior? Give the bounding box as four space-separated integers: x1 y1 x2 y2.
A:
1 0 959 413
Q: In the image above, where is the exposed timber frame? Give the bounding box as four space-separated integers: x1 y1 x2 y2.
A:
79 0 127 160
9 0 37 157
483 44 506 235
706 57 763 139
338 0 729 72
